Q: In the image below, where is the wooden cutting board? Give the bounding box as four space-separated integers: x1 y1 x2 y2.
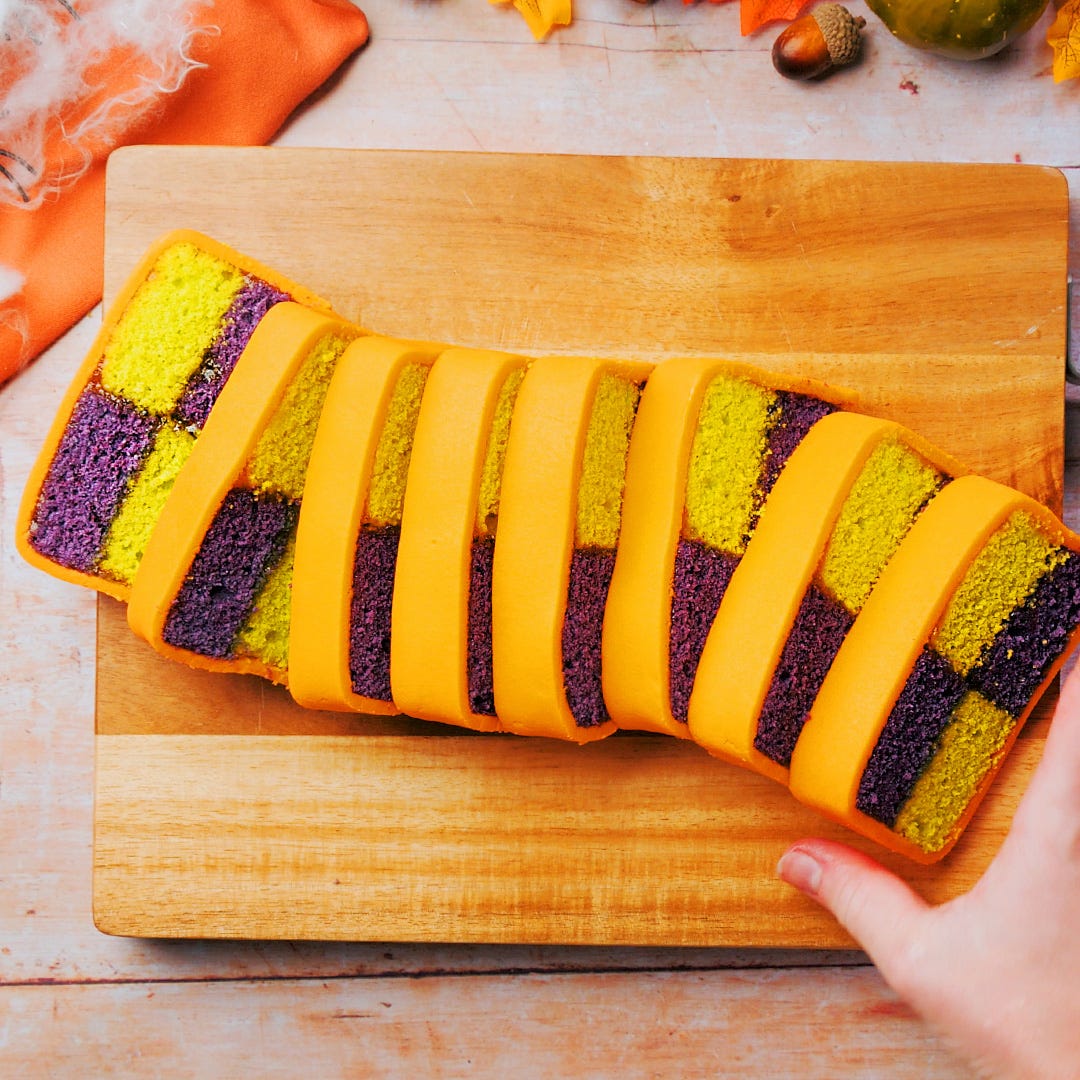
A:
94 147 1070 946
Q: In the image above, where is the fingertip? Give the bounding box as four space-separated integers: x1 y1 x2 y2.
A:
776 845 823 896
777 839 929 977
777 837 886 891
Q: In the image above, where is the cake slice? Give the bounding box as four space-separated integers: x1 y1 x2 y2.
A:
493 355 649 742
688 413 959 782
604 357 849 738
126 303 363 683
17 230 329 599
289 336 443 714
788 474 1080 862
389 347 528 731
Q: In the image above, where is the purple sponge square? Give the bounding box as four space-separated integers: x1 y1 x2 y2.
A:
175 277 290 429
753 584 854 766
562 547 617 728
855 647 967 825
163 489 297 658
29 388 156 573
760 392 835 501
968 552 1080 715
669 538 739 724
467 537 497 717
349 525 400 702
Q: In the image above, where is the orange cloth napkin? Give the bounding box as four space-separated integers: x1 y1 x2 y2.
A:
0 0 368 385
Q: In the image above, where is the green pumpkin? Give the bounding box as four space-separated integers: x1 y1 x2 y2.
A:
865 0 1049 59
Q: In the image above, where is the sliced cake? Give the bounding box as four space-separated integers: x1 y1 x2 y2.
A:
289 336 443 714
17 223 1080 866
17 230 329 599
688 413 960 782
604 357 850 738
788 474 1080 861
126 303 363 683
493 355 649 742
390 347 529 731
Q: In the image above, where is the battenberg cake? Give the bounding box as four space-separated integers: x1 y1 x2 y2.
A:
390 347 529 731
126 303 363 683
604 357 851 739
17 230 329 599
788 474 1080 861
18 231 1080 866
289 336 443 715
688 412 960 783
493 355 649 742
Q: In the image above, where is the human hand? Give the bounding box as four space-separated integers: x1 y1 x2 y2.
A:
778 662 1080 1079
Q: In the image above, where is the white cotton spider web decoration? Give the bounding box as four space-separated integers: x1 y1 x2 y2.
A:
0 0 215 209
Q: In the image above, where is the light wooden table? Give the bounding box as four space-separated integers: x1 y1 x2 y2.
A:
2 1 1076 1075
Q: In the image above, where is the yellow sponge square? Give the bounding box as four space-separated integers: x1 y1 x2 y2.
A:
575 374 641 550
683 376 776 555
476 366 527 537
819 438 942 612
100 244 244 415
234 529 297 670
246 333 354 501
894 691 1014 853
932 512 1067 675
98 424 196 585
366 362 431 527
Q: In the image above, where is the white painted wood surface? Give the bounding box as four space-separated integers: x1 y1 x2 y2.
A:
0 971 961 1079
1 0 1075 1073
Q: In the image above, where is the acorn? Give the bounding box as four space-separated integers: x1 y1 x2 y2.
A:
772 3 866 80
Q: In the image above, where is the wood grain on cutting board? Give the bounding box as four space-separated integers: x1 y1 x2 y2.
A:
95 147 1069 945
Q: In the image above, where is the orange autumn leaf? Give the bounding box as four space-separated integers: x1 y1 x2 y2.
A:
743 0 812 33
739 0 809 35
685 0 809 36
1047 0 1080 81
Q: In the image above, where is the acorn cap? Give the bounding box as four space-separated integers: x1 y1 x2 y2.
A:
811 3 865 66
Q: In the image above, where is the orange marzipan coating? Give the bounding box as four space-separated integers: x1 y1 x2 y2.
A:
289 336 444 714
493 354 652 743
602 356 860 739
786 474 1080 863
125 303 361 684
687 412 969 785
688 412 902 780
15 229 333 601
390 347 526 731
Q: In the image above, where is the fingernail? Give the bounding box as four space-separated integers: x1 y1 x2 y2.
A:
777 848 823 896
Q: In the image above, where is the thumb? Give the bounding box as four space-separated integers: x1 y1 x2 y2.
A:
778 839 930 977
